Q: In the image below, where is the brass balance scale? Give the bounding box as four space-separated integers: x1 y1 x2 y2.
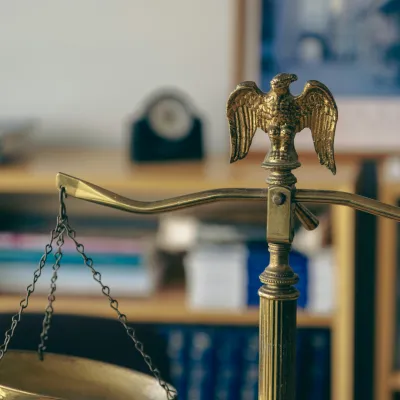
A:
0 73 399 400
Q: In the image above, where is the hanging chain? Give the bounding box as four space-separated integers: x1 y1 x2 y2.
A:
38 227 65 360
63 221 177 400
0 188 67 360
0 187 177 400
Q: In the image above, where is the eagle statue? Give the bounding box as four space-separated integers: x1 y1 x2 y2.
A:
226 73 338 174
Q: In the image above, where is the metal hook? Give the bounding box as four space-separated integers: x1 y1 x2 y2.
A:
59 187 67 221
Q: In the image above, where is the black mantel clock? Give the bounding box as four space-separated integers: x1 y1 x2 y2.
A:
130 90 204 163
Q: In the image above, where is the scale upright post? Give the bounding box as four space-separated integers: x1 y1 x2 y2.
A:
226 73 337 399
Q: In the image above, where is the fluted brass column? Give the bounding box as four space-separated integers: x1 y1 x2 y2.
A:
258 244 299 400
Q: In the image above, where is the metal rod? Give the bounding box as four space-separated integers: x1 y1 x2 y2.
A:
296 189 400 222
294 203 319 230
58 173 400 222
56 173 268 214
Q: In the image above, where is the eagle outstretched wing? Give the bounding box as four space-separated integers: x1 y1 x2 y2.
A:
226 81 267 163
295 80 338 174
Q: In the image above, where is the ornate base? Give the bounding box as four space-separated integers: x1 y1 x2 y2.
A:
262 162 300 187
261 160 301 171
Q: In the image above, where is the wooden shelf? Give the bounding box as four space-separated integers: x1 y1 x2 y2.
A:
388 371 400 390
0 148 360 196
0 287 332 327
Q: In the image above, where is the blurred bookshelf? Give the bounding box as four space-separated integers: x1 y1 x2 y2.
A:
0 147 362 194
0 147 360 400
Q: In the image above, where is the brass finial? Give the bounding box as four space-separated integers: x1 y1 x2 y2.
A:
226 73 338 175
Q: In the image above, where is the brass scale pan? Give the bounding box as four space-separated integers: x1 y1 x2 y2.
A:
0 350 169 399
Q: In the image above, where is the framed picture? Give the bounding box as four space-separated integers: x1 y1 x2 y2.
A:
239 0 400 154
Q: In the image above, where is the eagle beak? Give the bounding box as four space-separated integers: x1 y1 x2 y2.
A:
290 74 298 83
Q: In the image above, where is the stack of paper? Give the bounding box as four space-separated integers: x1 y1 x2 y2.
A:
184 243 248 310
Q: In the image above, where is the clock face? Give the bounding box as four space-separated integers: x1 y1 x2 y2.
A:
148 97 193 140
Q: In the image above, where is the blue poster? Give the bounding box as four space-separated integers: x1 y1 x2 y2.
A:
261 0 400 96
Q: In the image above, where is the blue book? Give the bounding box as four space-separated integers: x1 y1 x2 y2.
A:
246 242 308 308
239 329 259 400
307 329 330 400
0 249 144 266
214 328 241 400
164 326 188 400
187 327 215 400
295 329 307 400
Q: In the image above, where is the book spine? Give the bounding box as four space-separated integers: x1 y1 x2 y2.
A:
187 327 215 400
239 328 259 400
0 250 145 266
165 326 188 400
307 329 331 399
214 328 241 400
295 329 308 400
290 250 308 309
0 232 147 254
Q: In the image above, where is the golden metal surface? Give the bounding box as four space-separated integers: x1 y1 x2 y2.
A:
227 73 338 174
267 187 294 243
0 385 59 399
259 291 297 400
0 351 168 400
57 172 320 232
57 174 400 223
294 203 319 230
258 242 299 400
56 172 268 213
296 189 400 222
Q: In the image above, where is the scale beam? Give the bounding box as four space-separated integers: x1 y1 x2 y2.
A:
297 190 400 221
57 173 400 222
56 172 268 213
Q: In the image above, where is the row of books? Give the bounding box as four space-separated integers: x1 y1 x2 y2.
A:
161 325 330 400
184 240 333 313
0 312 330 400
0 232 161 296
0 229 334 314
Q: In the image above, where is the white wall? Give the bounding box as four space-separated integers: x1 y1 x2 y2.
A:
2 1 396 158
0 1 235 154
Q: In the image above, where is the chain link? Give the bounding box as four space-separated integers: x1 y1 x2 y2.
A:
0 214 65 360
38 228 65 360
0 187 177 400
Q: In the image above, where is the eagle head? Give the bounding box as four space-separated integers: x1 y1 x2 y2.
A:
271 73 298 90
